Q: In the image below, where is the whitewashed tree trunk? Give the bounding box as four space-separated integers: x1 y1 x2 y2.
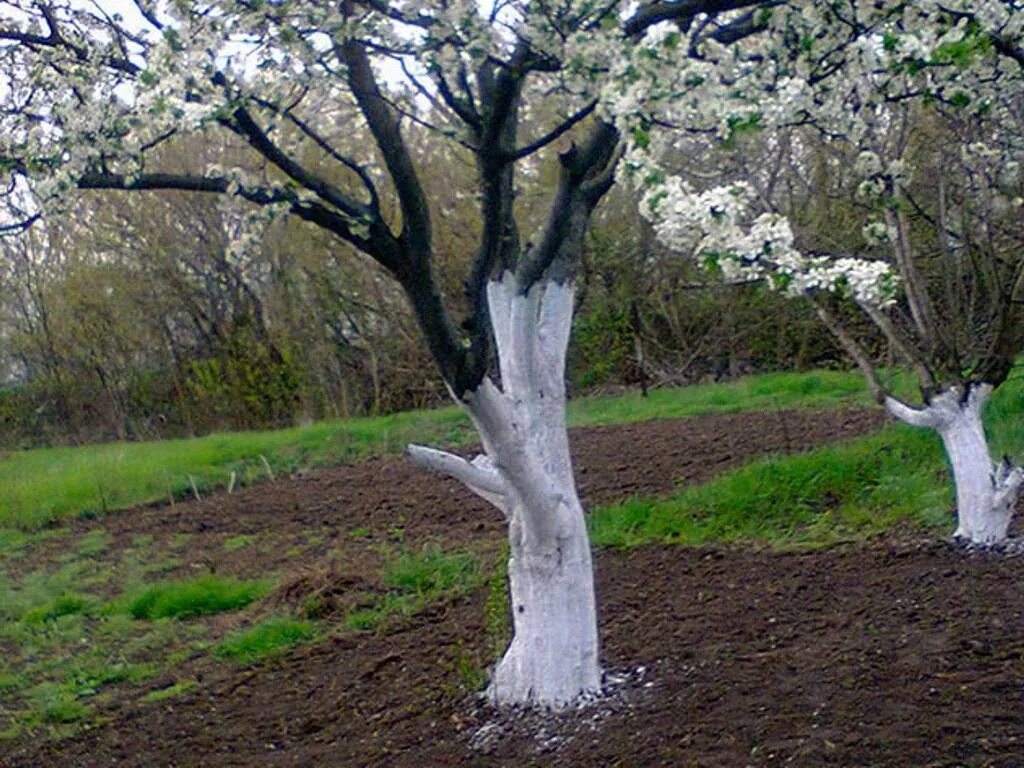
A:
407 273 600 707
886 384 1024 544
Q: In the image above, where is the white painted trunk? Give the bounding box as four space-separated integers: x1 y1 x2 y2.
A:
407 274 600 707
886 385 1024 544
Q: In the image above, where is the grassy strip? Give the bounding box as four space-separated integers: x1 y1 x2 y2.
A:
141 680 198 703
215 617 316 664
344 547 482 632
0 570 267 737
589 373 1024 548
0 408 473 530
567 369 873 426
0 369 873 530
589 425 949 548
123 576 269 620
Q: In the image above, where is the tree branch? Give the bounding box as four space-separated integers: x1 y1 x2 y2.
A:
809 297 886 403
405 445 509 513
74 170 400 272
249 95 381 214
339 36 432 250
517 120 621 289
505 100 597 162
622 0 767 38
857 300 938 397
226 102 374 223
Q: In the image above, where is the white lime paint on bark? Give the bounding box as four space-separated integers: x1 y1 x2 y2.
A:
407 273 600 707
885 384 1024 544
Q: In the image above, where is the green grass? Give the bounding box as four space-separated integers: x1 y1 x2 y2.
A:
0 561 108 621
0 408 473 530
383 547 480 593
0 554 248 738
587 371 1024 549
567 369 872 426
222 534 257 552
142 680 198 703
123 576 269 620
20 593 97 625
215 616 317 664
344 547 482 632
24 683 92 725
0 369 875 530
589 424 948 548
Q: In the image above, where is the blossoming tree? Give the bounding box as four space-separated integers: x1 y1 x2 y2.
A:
0 0 781 706
635 2 1024 544
2 0 1018 707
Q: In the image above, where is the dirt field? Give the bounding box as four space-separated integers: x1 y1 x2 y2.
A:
5 407 1024 768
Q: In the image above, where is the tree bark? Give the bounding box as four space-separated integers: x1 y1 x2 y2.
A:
407 273 600 706
885 385 1024 544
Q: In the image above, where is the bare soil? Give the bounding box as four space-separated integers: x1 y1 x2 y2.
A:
6 407 1024 767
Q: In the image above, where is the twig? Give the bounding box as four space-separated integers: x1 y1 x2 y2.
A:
259 455 275 481
189 475 202 502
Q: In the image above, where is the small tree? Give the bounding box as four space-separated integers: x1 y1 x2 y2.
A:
636 4 1024 543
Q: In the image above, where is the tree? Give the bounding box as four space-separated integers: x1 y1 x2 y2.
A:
3 0 1012 706
637 3 1024 544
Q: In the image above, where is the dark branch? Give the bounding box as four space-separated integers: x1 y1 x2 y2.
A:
339 29 472 394
227 102 373 223
517 120 621 289
623 0 766 38
249 95 382 214
506 100 598 161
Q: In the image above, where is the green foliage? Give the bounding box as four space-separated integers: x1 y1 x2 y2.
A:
185 333 303 431
931 21 992 67
21 594 96 625
383 547 480 594
214 617 316 664
0 369 874 530
124 576 268 620
572 304 635 389
142 680 198 703
589 425 948 548
345 547 482 632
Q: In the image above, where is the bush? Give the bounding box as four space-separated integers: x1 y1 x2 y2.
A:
215 616 316 664
126 576 268 620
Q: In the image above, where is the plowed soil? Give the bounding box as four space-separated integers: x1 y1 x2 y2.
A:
6 407 1024 768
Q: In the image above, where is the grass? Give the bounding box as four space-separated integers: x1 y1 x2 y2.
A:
589 425 948 548
0 408 472 530
141 680 198 703
20 593 97 625
0 367 1020 738
0 531 274 739
344 547 482 632
567 369 873 426
587 371 1024 549
383 547 481 593
0 369 875 530
123 575 269 620
215 616 317 664
223 534 257 552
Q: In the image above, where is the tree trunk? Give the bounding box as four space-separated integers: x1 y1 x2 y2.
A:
886 384 1023 544
407 274 600 707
